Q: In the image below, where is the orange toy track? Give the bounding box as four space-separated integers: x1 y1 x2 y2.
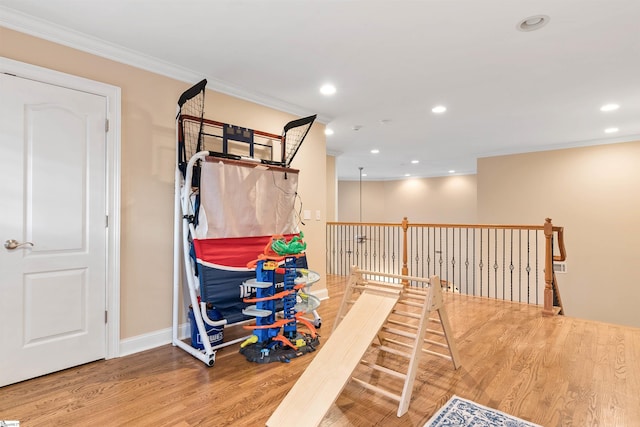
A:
272 335 298 350
243 312 317 338
294 313 318 338
243 318 292 331
242 283 305 303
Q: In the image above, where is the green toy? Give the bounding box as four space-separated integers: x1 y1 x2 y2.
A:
271 232 307 255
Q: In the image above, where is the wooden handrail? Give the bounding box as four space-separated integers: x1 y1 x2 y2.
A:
327 217 566 316
401 217 409 278
542 218 566 315
554 225 566 261
327 221 404 227
543 218 555 316
328 221 545 230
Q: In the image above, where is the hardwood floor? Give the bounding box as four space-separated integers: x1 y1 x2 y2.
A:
2 275 639 426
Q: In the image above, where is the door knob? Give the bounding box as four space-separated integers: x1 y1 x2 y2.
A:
4 239 34 250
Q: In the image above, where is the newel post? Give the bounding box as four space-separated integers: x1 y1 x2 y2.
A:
542 218 555 316
402 217 409 278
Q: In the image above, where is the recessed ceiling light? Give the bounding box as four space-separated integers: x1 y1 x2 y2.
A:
404 173 411 177
324 128 334 136
370 149 380 154
600 104 620 112
604 127 619 134
448 170 456 174
517 15 550 32
319 83 336 96
432 105 447 114
411 160 419 164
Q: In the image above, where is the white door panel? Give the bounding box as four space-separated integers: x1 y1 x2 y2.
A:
28 104 88 252
0 73 107 386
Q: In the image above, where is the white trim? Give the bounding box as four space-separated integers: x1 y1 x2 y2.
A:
311 287 330 301
124 293 327 359
0 7 201 83
476 133 640 160
0 6 331 124
1 56 122 359
105 78 122 359
120 323 190 358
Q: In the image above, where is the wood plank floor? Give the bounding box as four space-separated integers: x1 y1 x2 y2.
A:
1 275 639 426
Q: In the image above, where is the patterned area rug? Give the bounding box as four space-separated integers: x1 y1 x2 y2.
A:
425 395 542 427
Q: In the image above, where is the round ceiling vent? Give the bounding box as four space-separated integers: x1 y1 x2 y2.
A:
517 15 550 32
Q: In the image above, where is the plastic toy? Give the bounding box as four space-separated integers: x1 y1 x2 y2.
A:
239 235 321 363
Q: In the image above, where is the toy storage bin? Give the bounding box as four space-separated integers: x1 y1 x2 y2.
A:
188 304 224 349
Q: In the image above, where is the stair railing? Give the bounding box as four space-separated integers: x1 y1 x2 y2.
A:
326 218 566 315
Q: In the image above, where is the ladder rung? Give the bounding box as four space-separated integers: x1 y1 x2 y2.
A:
354 283 402 297
422 348 452 361
357 280 403 291
382 326 417 340
355 283 401 292
405 288 429 297
386 318 418 330
383 337 412 349
428 317 442 323
397 300 423 308
392 310 421 319
360 360 407 379
425 328 445 336
373 343 412 358
424 339 449 349
400 293 426 302
351 377 401 402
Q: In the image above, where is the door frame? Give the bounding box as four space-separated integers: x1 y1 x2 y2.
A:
1 56 121 359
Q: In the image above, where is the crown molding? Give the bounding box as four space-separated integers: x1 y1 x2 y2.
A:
477 133 640 159
0 6 331 123
0 6 201 82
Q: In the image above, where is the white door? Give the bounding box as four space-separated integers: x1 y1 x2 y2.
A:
0 73 107 386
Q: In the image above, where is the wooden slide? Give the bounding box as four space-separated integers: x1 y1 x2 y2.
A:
266 286 401 427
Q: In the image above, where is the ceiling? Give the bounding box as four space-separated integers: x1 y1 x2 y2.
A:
2 1 639 180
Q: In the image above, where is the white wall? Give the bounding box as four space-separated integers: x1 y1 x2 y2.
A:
335 141 640 328
478 141 640 328
326 155 337 222
338 175 477 224
1 26 328 341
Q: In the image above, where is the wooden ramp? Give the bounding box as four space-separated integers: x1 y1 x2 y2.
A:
266 267 461 427
266 281 401 427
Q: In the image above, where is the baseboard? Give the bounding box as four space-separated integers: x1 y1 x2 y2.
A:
119 289 329 358
119 323 190 357
311 287 330 301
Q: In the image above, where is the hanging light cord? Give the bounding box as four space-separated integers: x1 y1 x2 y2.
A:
359 167 363 223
